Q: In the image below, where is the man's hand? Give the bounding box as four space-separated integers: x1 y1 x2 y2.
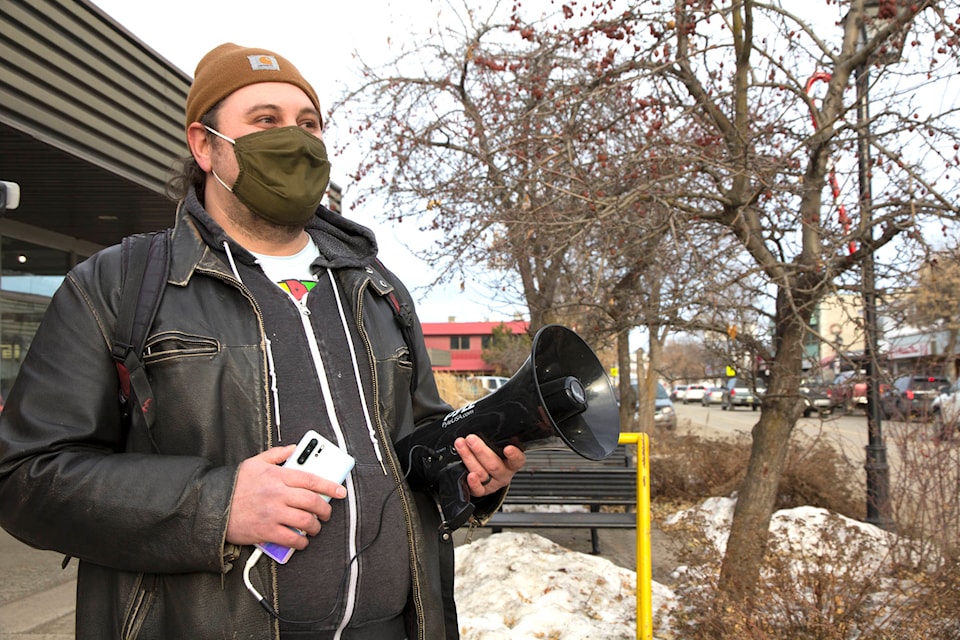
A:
225 446 348 550
454 434 526 497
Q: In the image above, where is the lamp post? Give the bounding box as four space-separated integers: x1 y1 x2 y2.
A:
856 0 900 530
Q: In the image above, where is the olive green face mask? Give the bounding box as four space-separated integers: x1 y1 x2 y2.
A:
206 125 331 226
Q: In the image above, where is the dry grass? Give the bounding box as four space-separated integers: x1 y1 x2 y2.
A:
649 429 863 520
433 371 486 408
652 425 960 639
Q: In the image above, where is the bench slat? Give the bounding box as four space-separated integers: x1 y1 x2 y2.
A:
505 471 635 501
522 444 632 470
487 511 636 528
503 496 634 504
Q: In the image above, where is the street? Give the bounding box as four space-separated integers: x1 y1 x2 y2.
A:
673 401 874 459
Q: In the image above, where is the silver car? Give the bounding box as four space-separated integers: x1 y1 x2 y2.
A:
700 386 725 406
655 383 677 429
721 378 758 411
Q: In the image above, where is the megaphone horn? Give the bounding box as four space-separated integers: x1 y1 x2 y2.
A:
395 324 621 530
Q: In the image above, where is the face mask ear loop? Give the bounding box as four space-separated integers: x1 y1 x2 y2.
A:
204 125 236 145
211 170 234 194
204 126 238 195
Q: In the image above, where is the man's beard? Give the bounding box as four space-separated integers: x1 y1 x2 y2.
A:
224 199 306 243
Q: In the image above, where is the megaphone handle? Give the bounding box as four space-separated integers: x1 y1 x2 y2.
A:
437 465 476 531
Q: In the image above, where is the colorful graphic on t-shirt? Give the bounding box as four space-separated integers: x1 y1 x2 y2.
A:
278 279 318 301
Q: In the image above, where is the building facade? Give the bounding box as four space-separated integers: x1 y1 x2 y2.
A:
421 320 528 374
1 0 192 399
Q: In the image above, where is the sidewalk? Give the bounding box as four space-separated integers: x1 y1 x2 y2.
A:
0 530 76 639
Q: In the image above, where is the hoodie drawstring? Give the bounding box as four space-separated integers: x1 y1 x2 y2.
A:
324 268 388 475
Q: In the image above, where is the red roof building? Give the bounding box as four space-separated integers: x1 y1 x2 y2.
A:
421 320 529 373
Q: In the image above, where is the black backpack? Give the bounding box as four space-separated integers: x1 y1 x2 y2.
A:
111 230 170 436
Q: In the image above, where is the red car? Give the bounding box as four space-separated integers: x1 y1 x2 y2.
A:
830 370 868 412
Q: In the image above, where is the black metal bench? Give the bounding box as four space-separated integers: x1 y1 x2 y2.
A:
484 445 638 554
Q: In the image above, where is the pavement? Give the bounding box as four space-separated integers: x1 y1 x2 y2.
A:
0 521 676 639
0 529 76 639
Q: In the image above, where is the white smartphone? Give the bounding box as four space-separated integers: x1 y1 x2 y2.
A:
255 430 356 564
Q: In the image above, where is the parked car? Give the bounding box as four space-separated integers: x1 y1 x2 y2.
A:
670 384 688 402
880 375 949 421
721 378 758 411
830 370 868 413
701 386 725 406
655 383 677 430
799 379 833 418
682 384 708 404
629 383 677 430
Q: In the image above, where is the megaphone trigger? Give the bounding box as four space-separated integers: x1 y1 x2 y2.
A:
395 324 621 530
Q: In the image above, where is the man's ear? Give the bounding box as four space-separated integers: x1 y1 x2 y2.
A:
186 122 213 172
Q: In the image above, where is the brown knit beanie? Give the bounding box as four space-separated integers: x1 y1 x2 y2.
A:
184 43 321 133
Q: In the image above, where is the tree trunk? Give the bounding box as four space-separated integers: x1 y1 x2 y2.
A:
718 291 808 598
945 327 958 380
635 329 665 434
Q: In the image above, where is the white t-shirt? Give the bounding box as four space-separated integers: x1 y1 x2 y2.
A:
251 240 321 302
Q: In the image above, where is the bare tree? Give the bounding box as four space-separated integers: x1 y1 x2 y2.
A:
896 244 960 379
661 338 715 383
480 323 532 375
568 0 960 603
333 2 711 434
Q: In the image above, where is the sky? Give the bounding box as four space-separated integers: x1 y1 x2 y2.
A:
89 0 526 323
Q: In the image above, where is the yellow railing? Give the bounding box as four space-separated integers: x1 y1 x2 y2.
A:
618 432 652 640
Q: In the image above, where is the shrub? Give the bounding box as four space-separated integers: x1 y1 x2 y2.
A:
650 429 863 520
656 420 960 639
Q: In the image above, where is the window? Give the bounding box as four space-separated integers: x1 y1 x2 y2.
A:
450 336 471 350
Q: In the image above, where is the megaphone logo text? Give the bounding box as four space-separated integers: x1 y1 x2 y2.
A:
441 402 478 428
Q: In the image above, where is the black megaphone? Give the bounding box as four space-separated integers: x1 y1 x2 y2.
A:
394 324 621 530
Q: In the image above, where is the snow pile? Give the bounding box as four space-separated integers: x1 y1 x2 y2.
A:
454 531 643 639
665 496 900 576
455 498 926 639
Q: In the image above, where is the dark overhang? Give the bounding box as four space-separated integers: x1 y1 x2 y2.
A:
0 0 190 263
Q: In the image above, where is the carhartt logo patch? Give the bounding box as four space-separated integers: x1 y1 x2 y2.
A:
247 54 280 71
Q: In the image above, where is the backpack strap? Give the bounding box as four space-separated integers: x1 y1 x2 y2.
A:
112 230 171 436
368 259 419 394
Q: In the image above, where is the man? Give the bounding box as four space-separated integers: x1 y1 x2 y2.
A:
0 43 525 639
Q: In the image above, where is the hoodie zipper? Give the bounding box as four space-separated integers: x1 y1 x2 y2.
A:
292 292 360 638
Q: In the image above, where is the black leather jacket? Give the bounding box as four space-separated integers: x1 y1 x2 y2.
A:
0 196 496 639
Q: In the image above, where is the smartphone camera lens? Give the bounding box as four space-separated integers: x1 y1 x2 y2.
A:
298 438 318 465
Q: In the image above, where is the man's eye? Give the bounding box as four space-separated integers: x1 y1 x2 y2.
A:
299 120 320 130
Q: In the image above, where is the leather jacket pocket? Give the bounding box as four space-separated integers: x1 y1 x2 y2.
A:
395 344 413 372
142 331 219 365
378 344 416 440
121 573 158 640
